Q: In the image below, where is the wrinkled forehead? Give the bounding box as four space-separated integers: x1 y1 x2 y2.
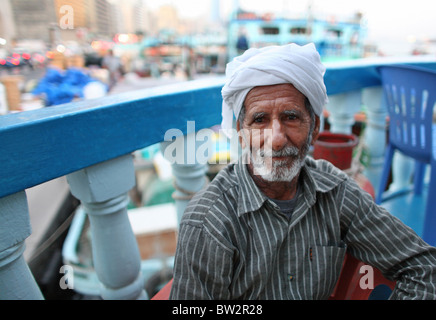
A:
244 84 307 110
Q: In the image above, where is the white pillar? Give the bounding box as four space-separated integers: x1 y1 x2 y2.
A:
67 155 146 300
161 130 210 224
326 90 362 134
0 191 44 300
361 87 389 193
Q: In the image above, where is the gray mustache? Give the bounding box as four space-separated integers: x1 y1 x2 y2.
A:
259 146 299 158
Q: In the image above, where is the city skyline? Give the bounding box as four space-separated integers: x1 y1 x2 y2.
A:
2 0 435 55
137 0 436 54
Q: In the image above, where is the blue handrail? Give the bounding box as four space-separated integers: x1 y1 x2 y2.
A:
0 77 225 199
324 55 436 95
1 56 436 199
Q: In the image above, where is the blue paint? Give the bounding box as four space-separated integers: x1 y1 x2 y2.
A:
0 192 31 251
324 56 436 95
0 78 224 198
1 59 436 199
1 55 436 300
376 65 436 246
0 192 43 300
368 284 393 300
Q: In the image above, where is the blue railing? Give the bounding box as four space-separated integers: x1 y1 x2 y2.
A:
1 55 436 299
0 77 226 199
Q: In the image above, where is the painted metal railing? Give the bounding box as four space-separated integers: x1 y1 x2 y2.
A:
1 55 436 300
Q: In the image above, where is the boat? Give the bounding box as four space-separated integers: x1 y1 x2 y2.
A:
3 53 435 300
4 2 436 300
227 10 370 62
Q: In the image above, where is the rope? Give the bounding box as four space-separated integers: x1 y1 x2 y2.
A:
27 211 75 264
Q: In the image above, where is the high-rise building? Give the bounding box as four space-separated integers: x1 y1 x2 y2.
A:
0 0 16 50
88 0 111 38
53 0 89 42
54 0 88 29
109 0 154 35
10 0 57 43
10 0 113 44
157 5 179 33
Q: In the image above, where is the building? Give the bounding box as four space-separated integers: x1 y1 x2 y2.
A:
87 0 112 38
10 0 57 43
9 0 113 45
54 0 113 40
0 0 16 51
156 5 179 34
54 0 89 42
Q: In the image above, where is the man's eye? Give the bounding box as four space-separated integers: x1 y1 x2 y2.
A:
252 112 266 124
284 111 299 121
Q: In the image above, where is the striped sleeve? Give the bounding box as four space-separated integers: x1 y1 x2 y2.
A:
169 221 235 300
341 177 436 299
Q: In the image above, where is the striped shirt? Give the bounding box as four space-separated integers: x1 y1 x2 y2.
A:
169 155 436 300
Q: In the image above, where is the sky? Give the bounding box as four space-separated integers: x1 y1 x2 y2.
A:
144 0 436 55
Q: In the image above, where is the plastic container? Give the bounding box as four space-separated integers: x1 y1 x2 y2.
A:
313 132 358 170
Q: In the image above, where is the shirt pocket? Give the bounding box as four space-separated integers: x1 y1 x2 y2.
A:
310 242 347 299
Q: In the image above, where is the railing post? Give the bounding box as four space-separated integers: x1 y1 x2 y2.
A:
326 89 362 134
161 129 210 224
0 191 44 300
66 154 147 300
361 86 389 193
168 161 209 225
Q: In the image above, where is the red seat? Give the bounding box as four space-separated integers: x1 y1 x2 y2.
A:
329 253 396 300
152 253 395 300
151 278 173 300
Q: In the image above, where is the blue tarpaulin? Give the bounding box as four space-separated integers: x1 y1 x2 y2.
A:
32 67 106 106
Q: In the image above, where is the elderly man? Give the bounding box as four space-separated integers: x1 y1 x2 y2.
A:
169 43 436 300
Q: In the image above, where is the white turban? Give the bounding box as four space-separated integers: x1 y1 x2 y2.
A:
221 43 328 137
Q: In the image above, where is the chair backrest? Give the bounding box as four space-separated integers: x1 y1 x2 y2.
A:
378 65 436 164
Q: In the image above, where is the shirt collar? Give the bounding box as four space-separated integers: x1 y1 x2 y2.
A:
234 154 348 217
234 152 267 216
303 156 348 192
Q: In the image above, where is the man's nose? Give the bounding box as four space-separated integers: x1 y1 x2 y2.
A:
270 119 287 151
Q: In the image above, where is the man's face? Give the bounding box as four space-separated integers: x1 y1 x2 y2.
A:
237 84 320 182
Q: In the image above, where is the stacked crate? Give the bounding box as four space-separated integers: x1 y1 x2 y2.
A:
0 75 23 112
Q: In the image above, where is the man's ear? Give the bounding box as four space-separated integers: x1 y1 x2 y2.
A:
236 120 246 149
311 115 321 145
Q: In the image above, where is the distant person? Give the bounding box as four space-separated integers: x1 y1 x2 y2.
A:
182 46 196 80
102 49 122 90
236 32 249 55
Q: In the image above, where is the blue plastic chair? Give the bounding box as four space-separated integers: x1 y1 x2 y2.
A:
376 65 436 246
